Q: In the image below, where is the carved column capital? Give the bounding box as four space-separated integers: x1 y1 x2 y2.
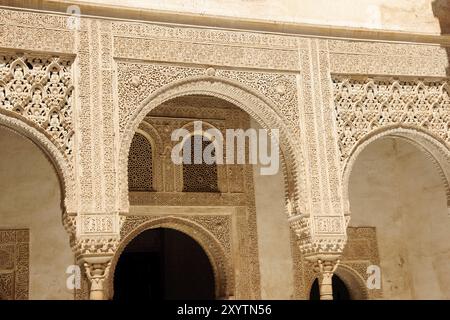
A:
311 259 340 300
289 213 347 261
313 258 340 274
83 256 112 300
73 234 120 300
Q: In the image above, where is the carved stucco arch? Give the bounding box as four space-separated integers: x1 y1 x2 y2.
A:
0 112 75 215
107 216 232 299
118 76 306 216
138 121 164 150
342 124 450 216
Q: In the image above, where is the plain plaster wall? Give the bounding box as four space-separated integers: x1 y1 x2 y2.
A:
251 119 295 299
0 127 74 299
349 138 450 299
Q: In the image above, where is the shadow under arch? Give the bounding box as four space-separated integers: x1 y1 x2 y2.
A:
334 264 369 300
107 216 232 300
118 75 306 216
0 113 75 215
342 124 450 216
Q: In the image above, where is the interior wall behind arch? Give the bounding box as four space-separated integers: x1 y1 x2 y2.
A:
349 137 450 299
251 119 295 299
0 127 74 299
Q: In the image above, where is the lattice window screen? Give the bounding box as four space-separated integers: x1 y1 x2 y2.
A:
128 133 153 191
183 135 219 192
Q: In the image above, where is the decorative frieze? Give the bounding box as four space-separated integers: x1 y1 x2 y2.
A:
313 216 346 234
73 236 120 258
333 77 450 161
328 40 449 77
0 9 75 53
111 22 298 49
114 36 299 71
80 215 114 234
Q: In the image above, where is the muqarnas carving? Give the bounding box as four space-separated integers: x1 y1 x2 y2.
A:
0 54 74 157
333 77 449 161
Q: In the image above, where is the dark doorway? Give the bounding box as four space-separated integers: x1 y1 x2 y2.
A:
309 275 351 300
113 228 215 300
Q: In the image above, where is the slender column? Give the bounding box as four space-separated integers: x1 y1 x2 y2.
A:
314 259 339 300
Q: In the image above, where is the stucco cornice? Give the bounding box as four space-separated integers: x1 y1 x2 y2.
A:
1 0 449 45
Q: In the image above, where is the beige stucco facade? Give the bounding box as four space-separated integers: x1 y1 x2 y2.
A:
0 0 449 300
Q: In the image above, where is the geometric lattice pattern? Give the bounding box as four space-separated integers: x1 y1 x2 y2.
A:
128 133 153 191
333 78 450 161
0 229 29 300
183 136 219 192
0 55 74 157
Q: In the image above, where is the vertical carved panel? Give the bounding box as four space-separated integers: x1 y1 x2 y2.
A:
0 229 29 300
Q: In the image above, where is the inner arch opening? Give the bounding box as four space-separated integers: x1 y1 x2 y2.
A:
348 137 450 299
113 227 215 300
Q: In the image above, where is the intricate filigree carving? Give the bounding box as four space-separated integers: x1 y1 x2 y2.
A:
183 137 219 192
0 54 74 157
117 62 203 134
0 229 29 300
335 227 382 299
118 72 305 220
328 40 449 77
333 77 450 161
117 63 300 137
2 5 449 301
0 9 75 54
80 216 114 234
111 21 298 49
128 133 153 191
216 70 300 133
114 36 299 71
120 100 260 299
73 236 120 258
290 214 347 260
